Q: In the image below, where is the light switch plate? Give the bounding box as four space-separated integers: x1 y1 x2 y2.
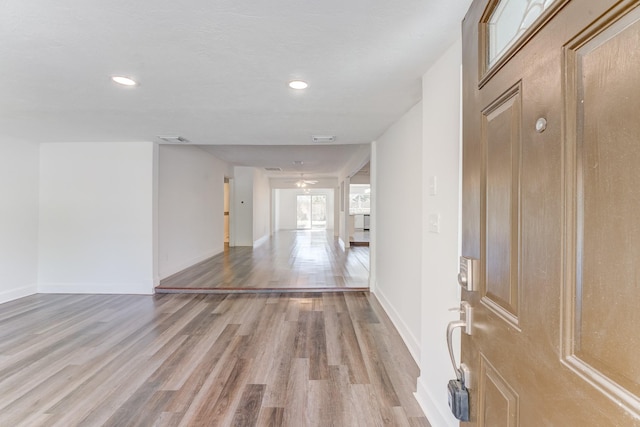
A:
428 175 437 196
428 213 440 233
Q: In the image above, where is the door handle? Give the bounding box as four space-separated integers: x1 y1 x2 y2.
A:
447 302 473 382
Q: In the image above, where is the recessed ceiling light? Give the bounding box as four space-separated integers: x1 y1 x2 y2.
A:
111 76 137 86
288 80 308 90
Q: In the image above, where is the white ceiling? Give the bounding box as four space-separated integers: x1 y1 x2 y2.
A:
1 0 471 178
202 144 369 178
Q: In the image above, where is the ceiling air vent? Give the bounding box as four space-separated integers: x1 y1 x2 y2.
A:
265 167 283 171
311 135 336 143
157 135 190 144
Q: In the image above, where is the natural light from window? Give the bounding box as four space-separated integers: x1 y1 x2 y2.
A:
296 194 327 229
488 0 556 66
349 184 370 215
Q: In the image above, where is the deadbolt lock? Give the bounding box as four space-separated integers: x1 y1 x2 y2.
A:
458 256 479 291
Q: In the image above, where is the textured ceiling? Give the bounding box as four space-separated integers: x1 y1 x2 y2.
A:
1 0 471 176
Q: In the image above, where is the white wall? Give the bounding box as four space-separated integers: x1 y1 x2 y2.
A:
38 142 156 294
369 143 378 290
333 187 340 237
276 189 298 230
233 166 255 246
0 139 39 303
373 101 423 361
275 188 335 231
232 167 272 247
253 168 271 245
273 188 280 232
158 145 229 279
415 38 464 427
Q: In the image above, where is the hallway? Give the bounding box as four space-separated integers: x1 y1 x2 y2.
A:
157 230 370 292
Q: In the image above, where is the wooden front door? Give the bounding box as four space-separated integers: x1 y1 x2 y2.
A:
461 0 640 424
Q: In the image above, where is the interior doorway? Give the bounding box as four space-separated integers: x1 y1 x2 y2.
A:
348 163 371 247
296 194 327 229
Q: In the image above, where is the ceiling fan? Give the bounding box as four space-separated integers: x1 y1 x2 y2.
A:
293 174 318 188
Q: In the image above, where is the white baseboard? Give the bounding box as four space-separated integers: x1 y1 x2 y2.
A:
415 377 457 427
38 281 154 295
372 288 420 365
0 284 37 304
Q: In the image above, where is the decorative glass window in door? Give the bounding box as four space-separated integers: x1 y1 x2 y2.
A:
488 0 556 67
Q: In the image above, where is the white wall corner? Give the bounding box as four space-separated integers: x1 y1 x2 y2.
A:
0 284 38 305
152 142 160 292
372 288 420 364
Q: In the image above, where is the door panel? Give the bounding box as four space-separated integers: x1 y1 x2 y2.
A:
462 0 640 425
563 3 640 410
478 355 518 427
482 83 521 325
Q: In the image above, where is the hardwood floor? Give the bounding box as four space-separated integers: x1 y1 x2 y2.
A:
0 292 430 426
157 230 370 292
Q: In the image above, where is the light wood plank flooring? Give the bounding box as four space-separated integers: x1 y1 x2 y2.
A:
0 292 429 426
158 230 369 292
